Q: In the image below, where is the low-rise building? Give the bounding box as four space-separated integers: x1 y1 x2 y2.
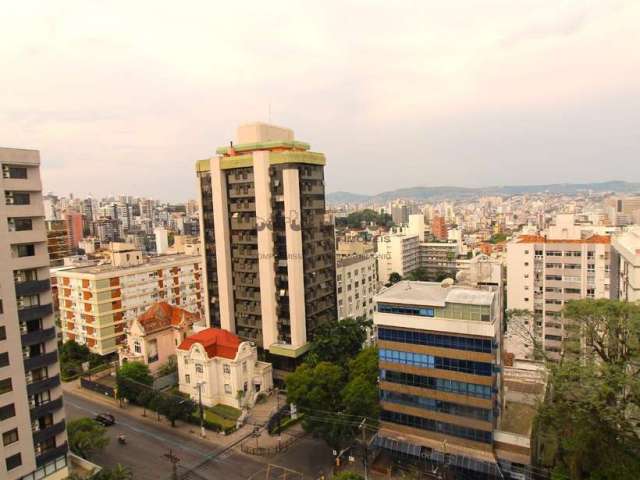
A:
119 302 200 373
177 328 273 409
56 244 203 355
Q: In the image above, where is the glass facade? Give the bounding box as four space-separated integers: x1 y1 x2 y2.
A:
381 369 492 399
379 348 492 376
380 390 492 421
378 327 493 353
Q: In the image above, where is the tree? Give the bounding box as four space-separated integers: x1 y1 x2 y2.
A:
333 473 364 480
405 268 429 282
158 394 196 427
388 272 402 285
157 355 178 376
117 361 153 403
67 418 109 459
307 317 371 366
343 347 380 421
94 464 133 480
535 299 640 480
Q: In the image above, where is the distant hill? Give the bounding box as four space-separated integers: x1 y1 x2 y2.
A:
327 181 640 204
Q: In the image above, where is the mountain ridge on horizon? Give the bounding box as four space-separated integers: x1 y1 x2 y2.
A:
327 180 640 204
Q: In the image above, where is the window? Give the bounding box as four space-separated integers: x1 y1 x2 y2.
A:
4 191 30 205
378 303 435 317
3 428 18 446
0 353 8 368
0 404 15 421
0 378 12 395
5 453 21 471
133 340 141 353
15 244 36 257
195 364 203 374
378 327 493 354
8 217 33 232
224 384 231 394
2 165 28 179
185 374 190 384
0 326 5 341
17 295 39 309
223 364 231 375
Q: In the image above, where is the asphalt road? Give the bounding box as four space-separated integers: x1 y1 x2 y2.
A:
64 391 333 480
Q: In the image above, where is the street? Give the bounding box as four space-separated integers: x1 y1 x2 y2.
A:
64 391 334 479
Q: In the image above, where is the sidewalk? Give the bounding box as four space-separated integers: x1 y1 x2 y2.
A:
62 379 255 449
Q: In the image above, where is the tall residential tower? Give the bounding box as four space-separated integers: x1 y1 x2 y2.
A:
1 148 68 480
196 123 337 369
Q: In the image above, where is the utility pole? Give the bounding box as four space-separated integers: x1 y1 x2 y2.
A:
196 381 206 437
360 418 368 480
163 448 180 480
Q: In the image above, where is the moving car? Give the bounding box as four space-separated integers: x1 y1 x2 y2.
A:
94 413 116 426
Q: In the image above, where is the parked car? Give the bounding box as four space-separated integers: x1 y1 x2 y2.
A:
94 413 116 426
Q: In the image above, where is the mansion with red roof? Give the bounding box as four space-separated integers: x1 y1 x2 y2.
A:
177 327 273 409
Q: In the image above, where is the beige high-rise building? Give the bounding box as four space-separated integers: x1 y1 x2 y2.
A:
1 148 68 480
376 233 420 283
507 233 611 358
336 254 378 321
196 123 337 370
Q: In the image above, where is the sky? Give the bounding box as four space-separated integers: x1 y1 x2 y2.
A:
2 0 640 201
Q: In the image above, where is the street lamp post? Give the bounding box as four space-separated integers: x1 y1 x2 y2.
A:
196 381 206 437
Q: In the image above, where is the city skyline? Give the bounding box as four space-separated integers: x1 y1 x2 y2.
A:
3 1 640 201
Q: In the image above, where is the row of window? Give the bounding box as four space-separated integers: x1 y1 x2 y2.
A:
380 390 492 421
380 410 493 444
381 369 493 399
378 327 493 354
379 349 492 376
378 303 434 317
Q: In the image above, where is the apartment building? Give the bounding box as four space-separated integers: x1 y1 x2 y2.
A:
606 196 640 226
374 281 536 478
611 226 640 302
418 241 459 281
196 123 337 367
57 244 203 355
431 215 447 240
376 233 420 284
0 148 68 480
336 255 378 321
507 234 611 357
45 221 71 267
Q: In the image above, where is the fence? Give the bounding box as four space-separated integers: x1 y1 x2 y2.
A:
80 376 115 398
240 434 298 456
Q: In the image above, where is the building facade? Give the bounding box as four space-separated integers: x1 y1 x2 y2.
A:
507 234 611 358
336 255 378 321
57 246 203 355
196 123 337 366
611 226 640 302
45 221 71 267
0 148 68 480
376 233 420 284
177 328 273 409
418 242 459 281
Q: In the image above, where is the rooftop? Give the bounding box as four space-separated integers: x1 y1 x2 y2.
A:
516 234 610 245
137 302 199 334
337 254 373 268
178 328 241 360
375 280 494 307
57 253 200 276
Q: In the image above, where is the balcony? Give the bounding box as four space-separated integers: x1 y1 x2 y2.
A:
27 374 61 396
36 441 68 467
21 326 56 346
32 420 66 445
18 304 53 322
30 397 63 420
24 351 58 371
15 279 51 296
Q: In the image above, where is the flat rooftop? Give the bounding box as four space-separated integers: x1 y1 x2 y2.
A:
58 254 200 276
375 280 494 307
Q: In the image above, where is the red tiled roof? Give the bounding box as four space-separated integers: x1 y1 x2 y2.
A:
517 234 610 245
137 302 198 334
177 328 240 360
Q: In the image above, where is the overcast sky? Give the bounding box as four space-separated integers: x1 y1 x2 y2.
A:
2 1 639 201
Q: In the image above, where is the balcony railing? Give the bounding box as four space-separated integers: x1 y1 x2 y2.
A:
32 420 66 445
35 441 68 467
27 374 61 396
15 279 51 297
30 397 64 420
24 351 58 371
18 304 53 322
21 326 56 346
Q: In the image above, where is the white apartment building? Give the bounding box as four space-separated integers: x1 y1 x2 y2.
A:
376 233 419 283
611 226 640 302
177 328 273 409
56 244 203 355
336 255 378 321
1 148 68 480
507 233 611 358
